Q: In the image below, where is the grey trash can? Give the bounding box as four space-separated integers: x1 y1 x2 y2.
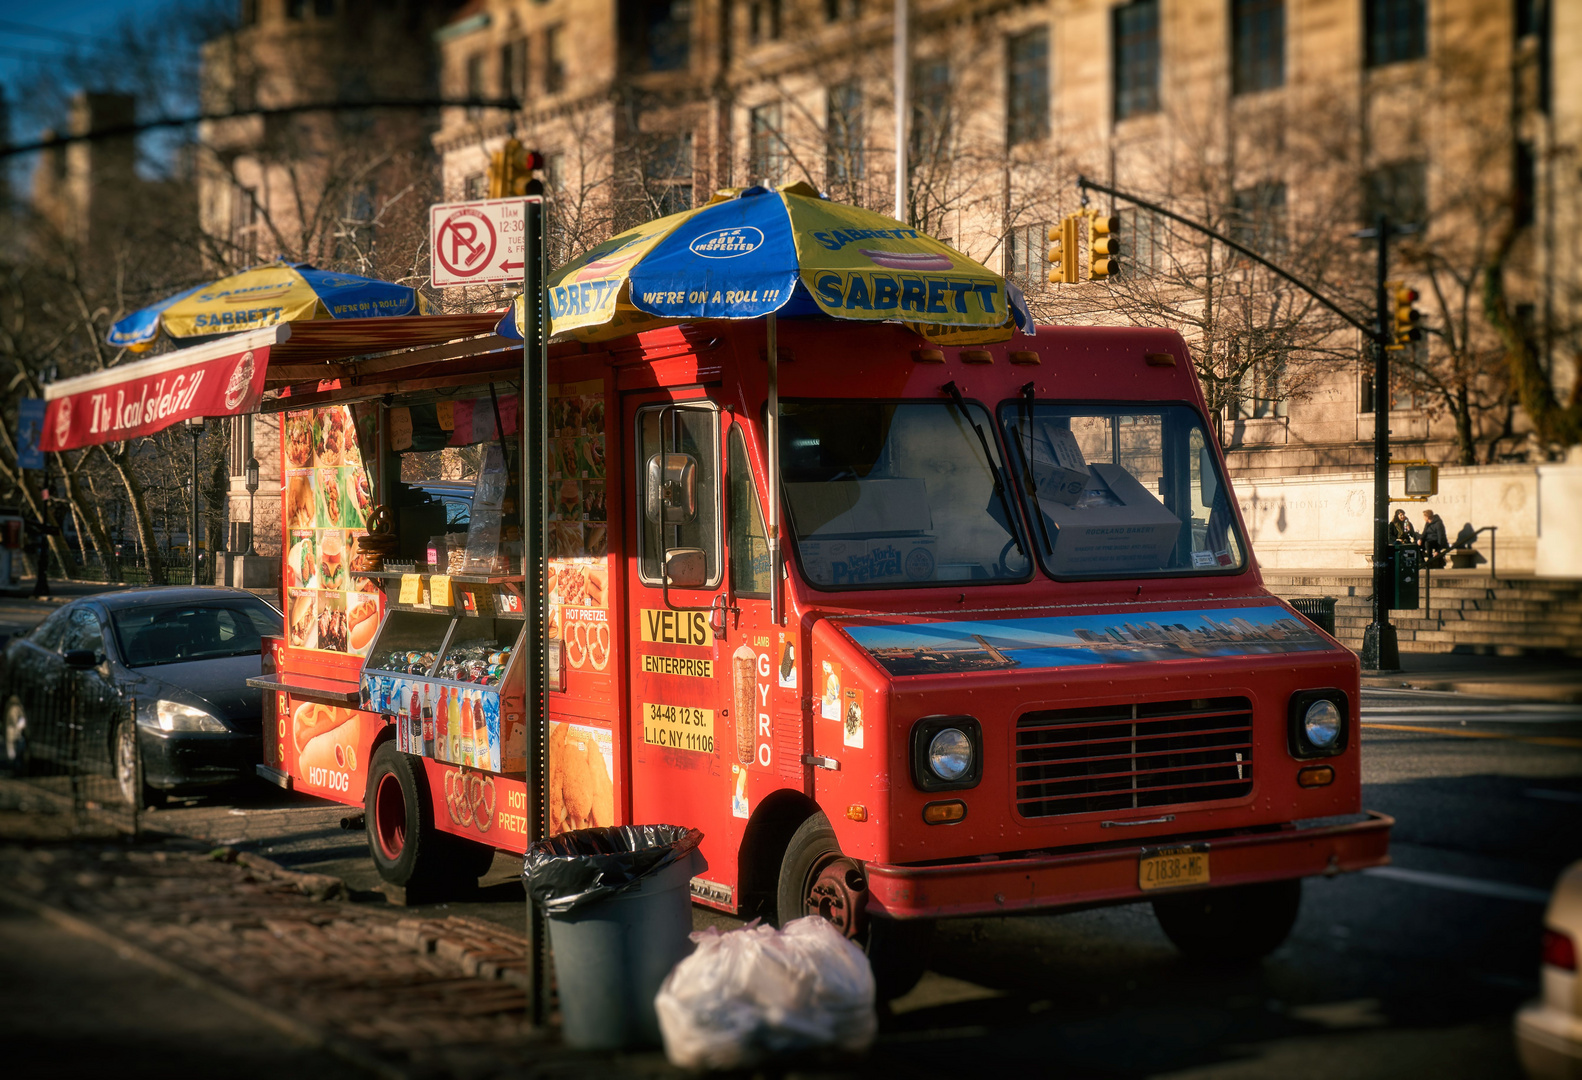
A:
524 825 703 1050
1290 596 1337 637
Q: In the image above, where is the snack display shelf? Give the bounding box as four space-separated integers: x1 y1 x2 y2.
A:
245 671 361 707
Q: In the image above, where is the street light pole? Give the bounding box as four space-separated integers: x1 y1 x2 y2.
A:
187 416 205 586
244 455 260 557
1361 215 1399 671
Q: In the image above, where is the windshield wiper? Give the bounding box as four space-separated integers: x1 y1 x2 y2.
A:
940 381 1025 558
1019 382 1054 553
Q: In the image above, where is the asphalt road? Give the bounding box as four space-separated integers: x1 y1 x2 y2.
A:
109 686 1579 1078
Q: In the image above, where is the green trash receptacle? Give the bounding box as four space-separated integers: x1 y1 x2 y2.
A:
524 825 703 1050
1390 543 1421 610
1290 596 1337 637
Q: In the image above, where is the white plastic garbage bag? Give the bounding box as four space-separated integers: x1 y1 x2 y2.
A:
654 916 877 1070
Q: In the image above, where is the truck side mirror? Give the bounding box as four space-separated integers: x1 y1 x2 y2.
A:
1198 446 1219 508
64 649 98 669
645 453 699 525
664 548 707 589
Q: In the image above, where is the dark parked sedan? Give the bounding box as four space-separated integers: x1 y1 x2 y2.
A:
0 587 282 806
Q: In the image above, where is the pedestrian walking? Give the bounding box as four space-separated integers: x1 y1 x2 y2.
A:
1390 509 1419 545
1420 508 1450 569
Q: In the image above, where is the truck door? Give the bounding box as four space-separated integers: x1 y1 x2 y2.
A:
622 394 781 904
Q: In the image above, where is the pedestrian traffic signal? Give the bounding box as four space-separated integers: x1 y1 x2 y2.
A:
1089 215 1120 279
1046 216 1079 284
488 139 545 198
1392 284 1423 350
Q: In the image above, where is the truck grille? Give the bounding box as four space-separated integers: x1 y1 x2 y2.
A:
1015 696 1254 819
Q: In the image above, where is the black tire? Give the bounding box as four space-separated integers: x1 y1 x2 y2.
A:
777 812 932 1000
4 698 32 777
113 716 162 809
1152 878 1303 963
365 740 459 899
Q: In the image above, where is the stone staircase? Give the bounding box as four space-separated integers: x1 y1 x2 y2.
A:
1262 570 1582 657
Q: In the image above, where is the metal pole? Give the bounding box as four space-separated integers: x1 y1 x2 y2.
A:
522 183 550 1028
191 428 201 586
1362 214 1399 671
766 314 782 627
893 0 908 223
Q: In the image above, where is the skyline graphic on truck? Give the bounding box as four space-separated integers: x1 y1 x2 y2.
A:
842 603 1328 676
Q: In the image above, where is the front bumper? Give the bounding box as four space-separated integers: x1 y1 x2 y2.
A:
138 726 260 791
865 810 1393 919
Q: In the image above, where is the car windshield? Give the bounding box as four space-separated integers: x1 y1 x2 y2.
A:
110 599 283 668
999 402 1246 579
779 400 1030 588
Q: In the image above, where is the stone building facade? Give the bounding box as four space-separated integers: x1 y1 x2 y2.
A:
432 0 1576 481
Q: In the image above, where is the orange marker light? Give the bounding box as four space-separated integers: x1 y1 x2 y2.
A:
960 349 992 364
912 348 945 363
1008 350 1040 365
1297 765 1335 788
922 800 967 824
846 804 868 822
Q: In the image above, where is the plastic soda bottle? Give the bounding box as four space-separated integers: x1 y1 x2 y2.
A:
458 688 472 767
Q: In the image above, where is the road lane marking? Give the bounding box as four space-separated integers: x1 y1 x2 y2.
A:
1363 866 1550 905
1361 722 1582 748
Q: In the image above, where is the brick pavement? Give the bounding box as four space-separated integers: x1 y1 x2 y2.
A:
0 823 682 1079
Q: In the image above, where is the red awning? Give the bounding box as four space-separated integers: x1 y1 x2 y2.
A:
39 313 508 452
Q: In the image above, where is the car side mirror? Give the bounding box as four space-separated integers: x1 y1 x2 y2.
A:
664 548 707 589
645 453 699 524
64 649 98 669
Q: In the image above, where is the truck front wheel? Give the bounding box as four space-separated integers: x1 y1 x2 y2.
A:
1151 878 1302 963
366 741 460 899
776 811 931 1000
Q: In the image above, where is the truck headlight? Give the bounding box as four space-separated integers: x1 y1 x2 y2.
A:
910 716 982 792
1287 690 1348 759
928 728 973 781
154 700 227 733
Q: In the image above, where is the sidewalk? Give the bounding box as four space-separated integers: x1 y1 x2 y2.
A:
1358 650 1582 703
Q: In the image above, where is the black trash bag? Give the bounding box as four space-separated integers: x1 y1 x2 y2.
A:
524 824 703 915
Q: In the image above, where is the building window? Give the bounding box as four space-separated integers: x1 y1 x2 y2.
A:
315 0 335 16
502 37 528 100
824 0 861 21
644 0 692 71
1230 181 1287 257
1232 0 1284 94
1515 139 1535 227
465 53 485 114
1362 160 1427 225
749 103 786 184
1238 355 1288 419
545 26 565 92
1515 0 1540 38
1119 207 1166 276
545 152 565 193
1004 221 1046 289
465 173 488 200
241 0 257 25
1365 0 1426 68
286 0 307 18
230 185 259 265
1114 0 1160 121
749 0 782 43
827 81 864 186
911 58 951 161
647 132 694 217
1006 28 1050 146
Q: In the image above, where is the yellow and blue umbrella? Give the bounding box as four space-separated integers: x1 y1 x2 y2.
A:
108 262 428 351
503 183 1032 344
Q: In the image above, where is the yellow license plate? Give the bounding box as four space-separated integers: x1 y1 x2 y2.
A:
1138 845 1210 891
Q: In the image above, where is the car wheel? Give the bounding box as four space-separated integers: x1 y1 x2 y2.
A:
776 811 932 1001
114 717 161 809
1152 878 1303 963
4 698 31 776
366 740 465 900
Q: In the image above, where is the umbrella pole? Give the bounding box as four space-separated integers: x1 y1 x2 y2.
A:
766 313 782 628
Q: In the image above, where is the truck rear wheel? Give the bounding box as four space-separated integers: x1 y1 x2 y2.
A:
366 741 461 899
776 811 932 1000
1151 878 1302 963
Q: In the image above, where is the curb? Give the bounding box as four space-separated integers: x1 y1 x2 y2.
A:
0 884 408 1080
1361 677 1582 704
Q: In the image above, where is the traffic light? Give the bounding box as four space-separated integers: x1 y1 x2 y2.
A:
1089 214 1121 279
487 138 545 198
1045 216 1079 284
1391 283 1423 350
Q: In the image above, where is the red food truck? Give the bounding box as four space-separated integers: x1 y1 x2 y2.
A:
247 312 1390 994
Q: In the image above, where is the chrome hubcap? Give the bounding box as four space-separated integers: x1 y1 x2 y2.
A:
117 723 138 805
4 705 23 764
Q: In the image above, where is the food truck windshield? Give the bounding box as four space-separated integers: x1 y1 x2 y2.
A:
779 399 1033 589
999 401 1247 580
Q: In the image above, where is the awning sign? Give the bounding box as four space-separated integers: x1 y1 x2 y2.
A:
42 342 270 451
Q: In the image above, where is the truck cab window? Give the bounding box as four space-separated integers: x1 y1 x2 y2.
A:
727 427 771 598
1001 402 1246 579
637 403 721 587
779 399 1030 588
